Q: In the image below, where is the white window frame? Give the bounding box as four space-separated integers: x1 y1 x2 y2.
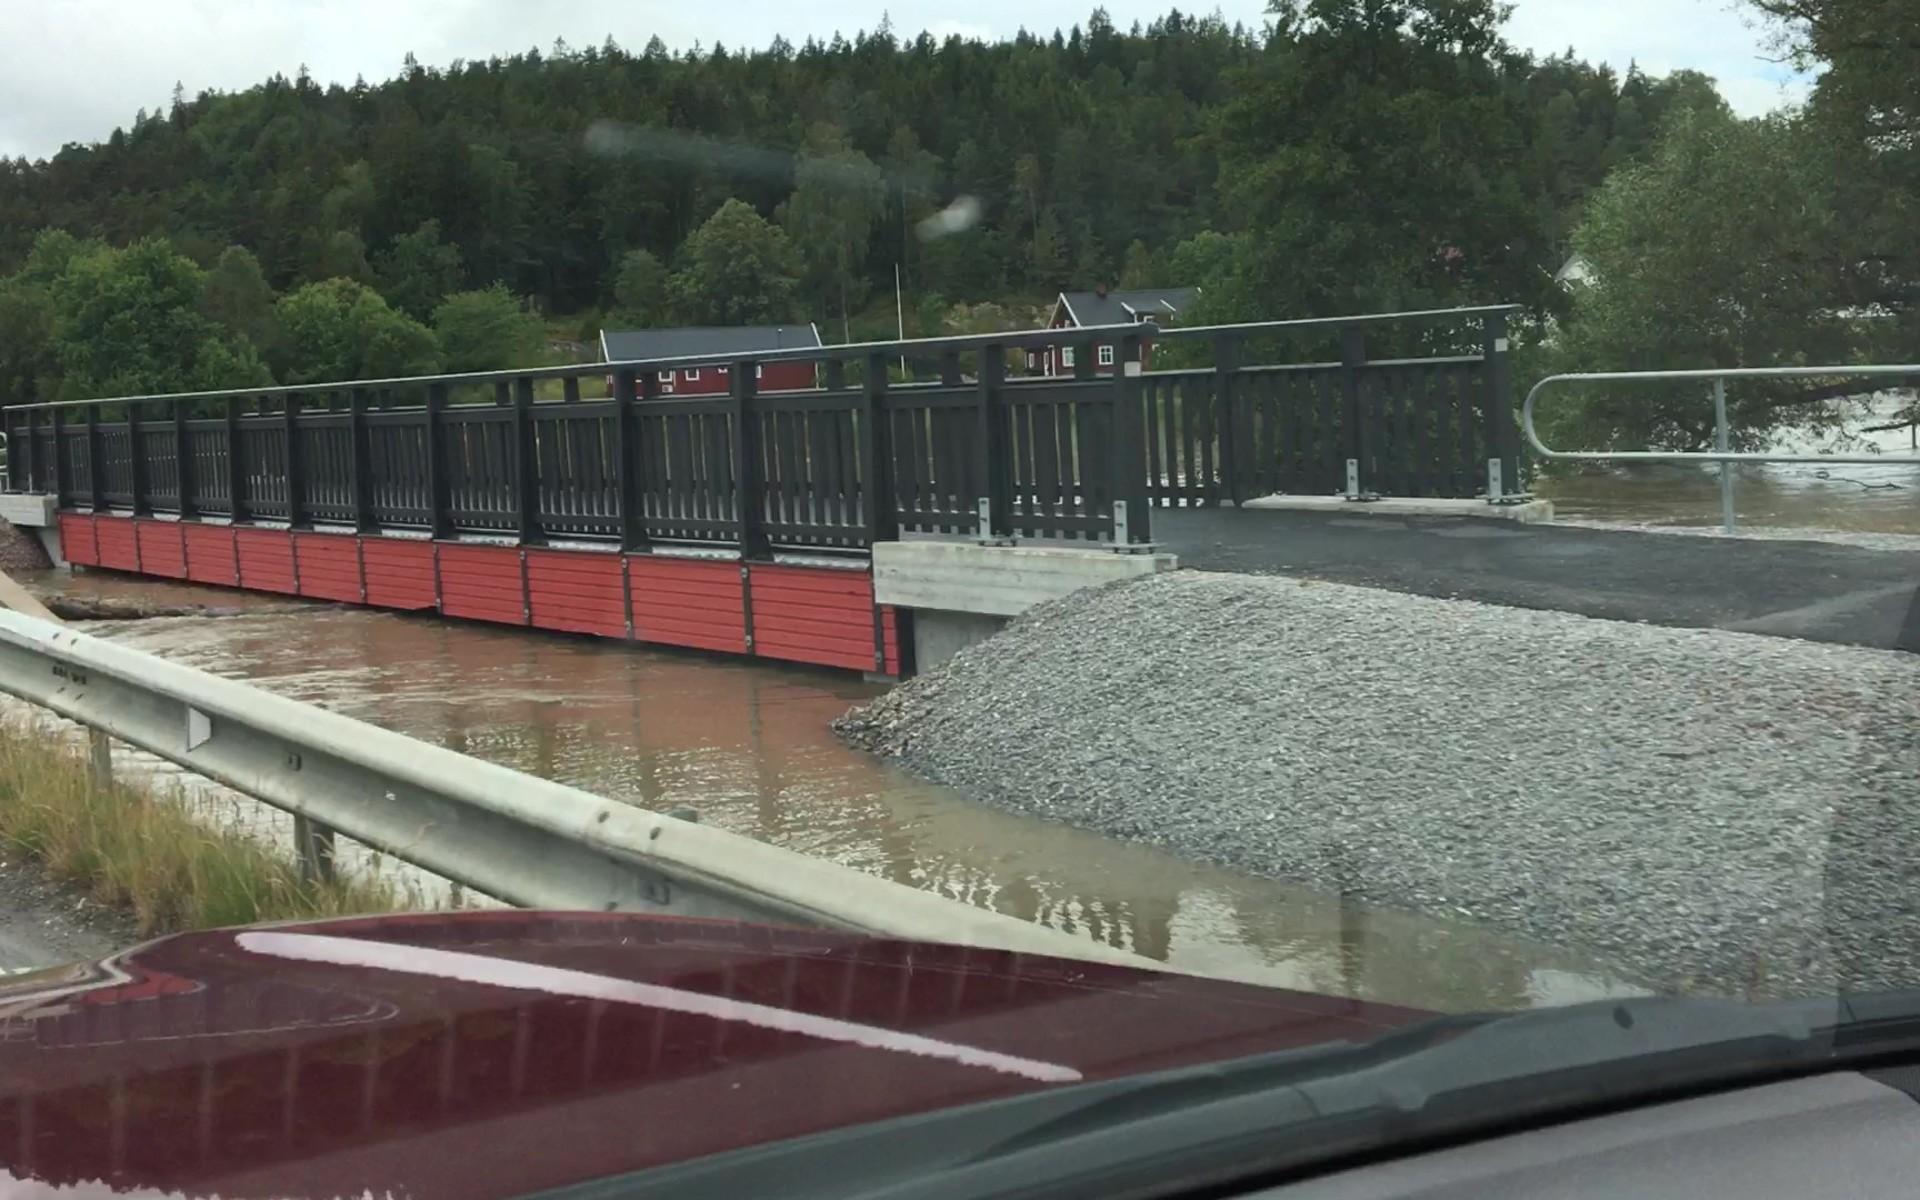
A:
1061 346 1076 368
657 370 673 383
1097 344 1115 367
756 364 764 379
684 368 700 381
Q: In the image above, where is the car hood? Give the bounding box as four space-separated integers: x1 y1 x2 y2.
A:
0 910 1426 1199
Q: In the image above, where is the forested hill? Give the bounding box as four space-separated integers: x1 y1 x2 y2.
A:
0 4 1714 325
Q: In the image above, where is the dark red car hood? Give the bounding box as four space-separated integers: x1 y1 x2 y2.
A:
0 911 1426 1199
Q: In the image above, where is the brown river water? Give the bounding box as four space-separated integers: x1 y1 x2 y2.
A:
15 569 1653 1013
1536 396 1920 534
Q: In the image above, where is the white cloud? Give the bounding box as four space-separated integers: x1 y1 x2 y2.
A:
0 0 1815 160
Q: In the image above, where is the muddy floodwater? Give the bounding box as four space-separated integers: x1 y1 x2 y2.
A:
1537 395 1920 534
15 568 1653 1012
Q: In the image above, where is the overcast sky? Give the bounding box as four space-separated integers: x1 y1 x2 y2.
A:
0 0 1808 162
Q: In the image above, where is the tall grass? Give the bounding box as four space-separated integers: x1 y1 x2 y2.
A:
0 720 411 935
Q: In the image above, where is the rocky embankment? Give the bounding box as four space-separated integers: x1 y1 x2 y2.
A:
837 571 1920 999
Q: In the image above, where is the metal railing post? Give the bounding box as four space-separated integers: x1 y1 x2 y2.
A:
512 377 541 544
48 407 64 507
1482 311 1519 502
173 400 196 519
731 359 767 559
1340 326 1370 499
126 402 148 515
282 394 306 527
1110 332 1151 548
861 353 896 548
426 383 451 539
1712 377 1736 533
614 369 645 551
1214 334 1243 506
224 397 246 522
85 406 104 512
13 410 32 495
349 387 375 532
975 344 1010 542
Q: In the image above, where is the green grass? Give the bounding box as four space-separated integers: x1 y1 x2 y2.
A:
0 720 413 935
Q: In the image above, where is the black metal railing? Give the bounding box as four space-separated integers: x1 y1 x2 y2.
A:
3 305 1523 553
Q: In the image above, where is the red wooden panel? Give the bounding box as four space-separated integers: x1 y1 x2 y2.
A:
360 537 437 610
882 606 902 676
182 524 238 587
745 563 883 672
293 533 363 603
526 549 626 638
438 543 526 626
94 516 139 572
234 528 297 594
134 521 186 579
58 514 98 567
627 555 744 653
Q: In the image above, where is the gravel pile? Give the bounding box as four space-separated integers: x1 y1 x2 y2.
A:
837 571 1920 998
0 520 51 574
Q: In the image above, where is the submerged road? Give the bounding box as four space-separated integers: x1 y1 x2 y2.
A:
1154 508 1920 652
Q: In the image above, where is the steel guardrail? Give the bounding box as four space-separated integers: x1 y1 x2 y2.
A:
1523 365 1920 531
0 606 1153 968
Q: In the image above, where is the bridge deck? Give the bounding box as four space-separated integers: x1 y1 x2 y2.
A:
1155 507 1920 651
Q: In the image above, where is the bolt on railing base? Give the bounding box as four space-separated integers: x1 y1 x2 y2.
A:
1482 457 1534 505
973 497 1014 547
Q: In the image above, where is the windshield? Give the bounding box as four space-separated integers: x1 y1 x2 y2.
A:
0 0 1915 1197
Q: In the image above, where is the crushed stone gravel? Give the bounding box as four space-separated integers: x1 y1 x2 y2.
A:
836 570 1920 999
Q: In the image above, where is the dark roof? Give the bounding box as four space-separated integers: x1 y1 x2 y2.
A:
599 324 823 362
1055 288 1198 328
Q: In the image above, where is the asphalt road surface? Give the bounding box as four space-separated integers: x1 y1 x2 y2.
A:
1155 508 1920 652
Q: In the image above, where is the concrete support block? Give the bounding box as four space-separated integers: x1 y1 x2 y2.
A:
32 526 63 569
0 493 56 527
913 610 1007 672
873 540 1178 618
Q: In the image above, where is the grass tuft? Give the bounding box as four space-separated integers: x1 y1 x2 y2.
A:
0 719 411 936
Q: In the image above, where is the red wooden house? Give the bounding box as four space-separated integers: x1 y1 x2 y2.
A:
600 325 823 394
1029 286 1197 377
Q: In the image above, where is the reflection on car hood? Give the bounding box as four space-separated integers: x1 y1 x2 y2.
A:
0 910 1425 1200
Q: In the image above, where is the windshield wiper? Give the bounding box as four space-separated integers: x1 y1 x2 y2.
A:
531 992 1920 1200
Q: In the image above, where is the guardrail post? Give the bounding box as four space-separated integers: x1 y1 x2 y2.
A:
861 352 895 549
1110 332 1151 548
283 393 305 527
1712 377 1736 533
348 387 374 532
85 406 105 512
126 402 148 515
426 383 451 539
1481 311 1519 502
974 344 1011 542
615 370 646 551
88 728 112 789
293 813 336 884
173 400 196 519
512 377 541 544
1214 334 1243 506
1340 326 1371 500
48 408 65 507
731 359 767 559
224 396 246 522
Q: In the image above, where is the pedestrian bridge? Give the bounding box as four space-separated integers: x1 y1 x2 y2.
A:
3 305 1526 675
